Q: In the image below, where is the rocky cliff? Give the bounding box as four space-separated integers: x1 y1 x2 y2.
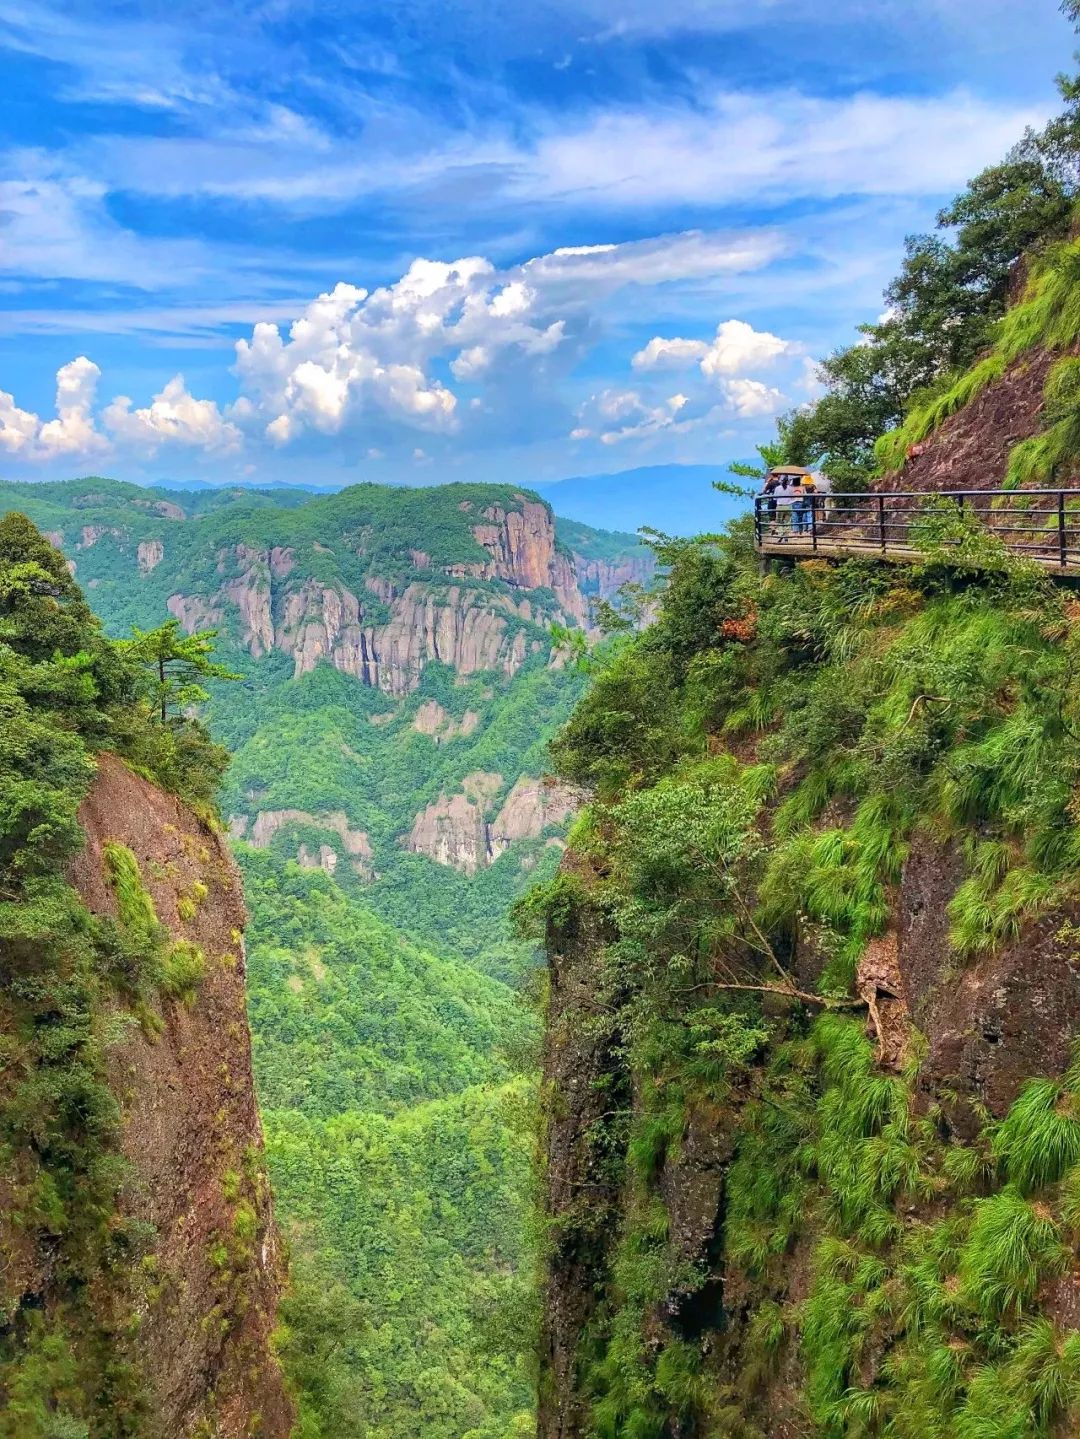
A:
160 499 588 694
406 772 578 874
2 755 292 1439
532 522 1080 1438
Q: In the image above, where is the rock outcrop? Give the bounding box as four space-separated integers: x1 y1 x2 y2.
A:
412 699 482 741
66 755 293 1439
572 551 656 601
489 775 578 858
138 538 164 572
879 347 1069 494
161 497 608 693
407 773 577 873
229 807 374 879
78 523 122 548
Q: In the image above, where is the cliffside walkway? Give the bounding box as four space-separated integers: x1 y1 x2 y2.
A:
754 488 1080 574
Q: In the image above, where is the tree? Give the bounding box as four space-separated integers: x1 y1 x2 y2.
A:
123 620 239 722
745 63 1080 489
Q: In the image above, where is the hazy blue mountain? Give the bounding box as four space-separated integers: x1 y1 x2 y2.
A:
534 464 749 536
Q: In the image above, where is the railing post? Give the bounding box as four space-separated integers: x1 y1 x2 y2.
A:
877 494 886 553
754 497 761 549
811 494 818 552
1059 491 1067 569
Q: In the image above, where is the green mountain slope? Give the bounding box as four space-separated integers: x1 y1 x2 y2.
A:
0 475 652 1437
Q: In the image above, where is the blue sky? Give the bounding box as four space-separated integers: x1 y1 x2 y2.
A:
0 0 1072 498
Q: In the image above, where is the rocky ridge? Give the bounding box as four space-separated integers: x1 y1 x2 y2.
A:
152 495 646 695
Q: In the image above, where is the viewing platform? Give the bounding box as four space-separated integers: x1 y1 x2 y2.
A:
754 488 1080 575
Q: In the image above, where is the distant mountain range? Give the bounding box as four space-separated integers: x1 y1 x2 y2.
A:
10 462 749 537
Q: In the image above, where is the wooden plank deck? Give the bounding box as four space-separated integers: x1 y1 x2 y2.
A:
756 536 1080 576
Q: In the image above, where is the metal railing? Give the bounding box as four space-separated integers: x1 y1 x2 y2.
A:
753 489 1080 570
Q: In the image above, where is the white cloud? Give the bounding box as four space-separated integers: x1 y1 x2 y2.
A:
720 377 785 418
39 356 107 455
523 229 786 289
0 169 208 286
231 262 562 444
521 89 1048 210
0 356 107 459
632 336 710 370
102 375 241 453
0 389 42 455
227 230 788 448
635 318 799 377
573 387 700 447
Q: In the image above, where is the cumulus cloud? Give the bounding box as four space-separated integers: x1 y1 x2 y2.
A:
227 229 785 449
0 389 43 455
0 357 239 462
232 260 571 445
102 375 241 453
720 377 785 418
634 319 799 376
0 356 107 459
572 388 697 446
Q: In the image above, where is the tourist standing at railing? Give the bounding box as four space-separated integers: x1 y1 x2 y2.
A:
793 475 815 537
761 470 780 532
773 476 797 540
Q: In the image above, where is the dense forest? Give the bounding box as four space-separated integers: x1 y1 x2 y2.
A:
0 476 649 1437
531 16 1080 1437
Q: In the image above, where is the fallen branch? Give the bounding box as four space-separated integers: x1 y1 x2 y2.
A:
709 981 866 1010
898 694 951 733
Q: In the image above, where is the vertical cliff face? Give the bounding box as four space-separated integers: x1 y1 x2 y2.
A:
63 756 292 1439
532 533 1080 1439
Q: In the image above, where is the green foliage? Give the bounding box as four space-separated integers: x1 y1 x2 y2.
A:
537 509 1080 1438
752 72 1080 487
122 618 239 722
103 842 161 947
959 1189 1068 1320
992 1064 1080 1193
0 513 232 1431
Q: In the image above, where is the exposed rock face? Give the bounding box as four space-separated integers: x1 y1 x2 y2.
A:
879 346 1074 494
219 544 275 658
405 772 503 875
66 755 292 1439
230 807 374 879
138 538 164 573
78 523 122 548
573 552 656 602
407 789 493 875
412 699 482 741
157 500 640 694
489 775 578 858
168 591 224 633
407 773 576 873
897 834 1080 1132
539 855 625 1439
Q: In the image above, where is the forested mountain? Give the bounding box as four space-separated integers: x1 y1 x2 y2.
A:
0 476 653 1438
0 514 290 1437
531 28 1080 1439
